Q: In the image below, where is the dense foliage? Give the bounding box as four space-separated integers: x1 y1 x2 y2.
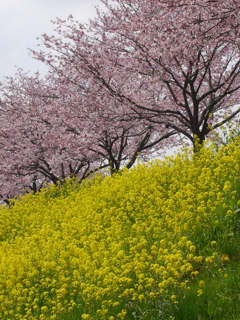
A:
0 139 239 319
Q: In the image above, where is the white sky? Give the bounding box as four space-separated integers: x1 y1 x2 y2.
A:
0 0 101 81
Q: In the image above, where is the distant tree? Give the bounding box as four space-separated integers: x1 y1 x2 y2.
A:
0 73 103 200
32 0 240 152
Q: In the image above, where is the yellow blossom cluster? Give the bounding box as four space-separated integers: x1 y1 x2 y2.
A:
0 139 239 319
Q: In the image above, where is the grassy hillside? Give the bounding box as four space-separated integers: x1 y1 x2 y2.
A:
0 140 240 320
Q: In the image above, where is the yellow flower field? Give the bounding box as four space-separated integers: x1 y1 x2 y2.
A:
0 139 239 319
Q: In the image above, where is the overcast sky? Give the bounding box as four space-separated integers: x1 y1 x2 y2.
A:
0 0 102 81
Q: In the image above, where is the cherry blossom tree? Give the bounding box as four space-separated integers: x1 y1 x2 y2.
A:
42 63 176 174
0 72 105 201
31 0 240 151
0 68 175 201
2 0 239 199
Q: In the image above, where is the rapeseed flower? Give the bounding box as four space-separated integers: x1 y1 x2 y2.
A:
0 139 239 319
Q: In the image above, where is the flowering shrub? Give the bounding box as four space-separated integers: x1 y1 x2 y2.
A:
0 139 239 319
